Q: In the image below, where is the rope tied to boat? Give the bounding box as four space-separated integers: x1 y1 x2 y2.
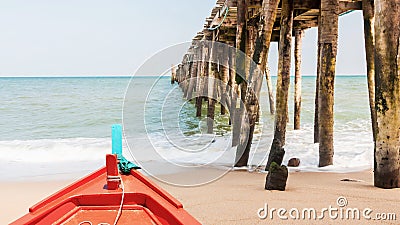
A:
78 176 125 225
78 222 114 225
113 176 125 225
107 175 121 182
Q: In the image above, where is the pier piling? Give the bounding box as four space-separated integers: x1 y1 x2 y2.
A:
171 0 399 189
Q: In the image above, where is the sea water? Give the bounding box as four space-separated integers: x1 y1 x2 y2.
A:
0 76 373 181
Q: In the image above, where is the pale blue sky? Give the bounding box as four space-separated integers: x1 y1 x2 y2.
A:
0 1 366 76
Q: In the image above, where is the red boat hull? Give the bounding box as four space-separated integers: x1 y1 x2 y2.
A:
11 162 200 225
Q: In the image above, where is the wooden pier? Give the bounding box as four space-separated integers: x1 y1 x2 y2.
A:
172 0 400 189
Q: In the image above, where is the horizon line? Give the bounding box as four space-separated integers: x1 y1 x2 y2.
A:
0 74 367 78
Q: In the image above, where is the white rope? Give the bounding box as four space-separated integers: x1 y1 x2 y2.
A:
113 177 125 225
78 177 125 225
78 221 93 225
107 175 121 181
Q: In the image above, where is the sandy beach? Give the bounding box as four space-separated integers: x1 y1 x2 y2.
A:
2 0 400 224
2 179 73 224
3 170 400 225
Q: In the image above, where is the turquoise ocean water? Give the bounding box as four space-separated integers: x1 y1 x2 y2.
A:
0 76 373 181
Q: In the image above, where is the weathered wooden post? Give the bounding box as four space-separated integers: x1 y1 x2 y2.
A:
265 0 294 170
259 0 282 118
362 0 377 176
373 0 400 189
294 28 304 130
314 62 320 142
265 162 288 191
177 64 183 84
181 55 190 96
207 31 218 134
186 46 199 100
219 46 230 116
195 41 205 117
265 67 275 115
362 0 377 142
318 0 339 167
232 0 247 148
196 37 211 117
171 64 176 84
314 15 321 144
235 23 258 167
229 45 238 128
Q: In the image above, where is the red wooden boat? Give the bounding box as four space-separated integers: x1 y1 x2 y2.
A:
11 154 200 225
11 125 201 225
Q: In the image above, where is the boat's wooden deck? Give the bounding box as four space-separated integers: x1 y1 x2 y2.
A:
11 166 200 225
62 206 158 225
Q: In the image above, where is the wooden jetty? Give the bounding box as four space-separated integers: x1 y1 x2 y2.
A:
172 0 400 189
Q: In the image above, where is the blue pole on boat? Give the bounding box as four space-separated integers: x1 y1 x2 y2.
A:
112 124 123 157
111 124 140 173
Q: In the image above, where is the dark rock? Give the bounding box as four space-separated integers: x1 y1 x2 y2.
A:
288 158 300 167
340 178 361 182
265 162 288 191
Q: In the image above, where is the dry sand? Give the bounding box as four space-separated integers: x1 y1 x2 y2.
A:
1 180 73 224
3 170 400 225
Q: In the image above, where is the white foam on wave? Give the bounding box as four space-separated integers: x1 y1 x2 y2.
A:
147 132 236 165
256 120 374 173
142 118 374 173
0 119 374 182
0 138 110 181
